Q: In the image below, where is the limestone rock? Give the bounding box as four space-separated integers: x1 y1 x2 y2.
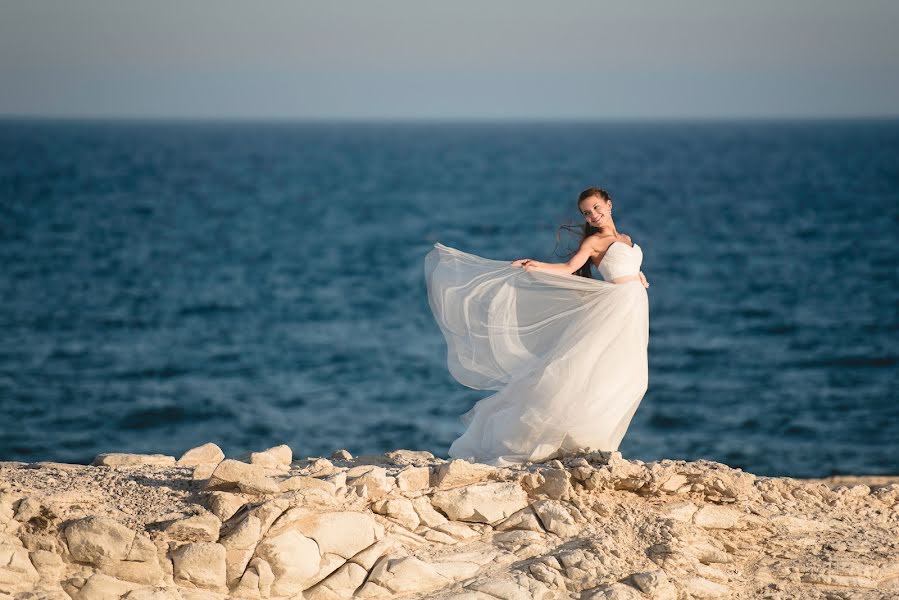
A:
255 529 321 596
692 505 741 529
367 554 450 594
529 468 572 500
272 510 385 560
164 513 221 542
177 443 225 466
411 496 448 528
279 475 337 494
204 491 245 522
171 542 227 591
531 500 581 537
495 506 545 533
396 466 431 492
347 466 393 499
372 497 420 530
90 453 176 467
433 459 494 489
430 482 529 524
64 516 135 564
331 449 353 460
220 514 263 586
0 543 39 586
205 459 276 493
584 582 644 599
250 444 293 469
383 449 436 466
75 572 140 599
631 569 677 600
682 576 730 598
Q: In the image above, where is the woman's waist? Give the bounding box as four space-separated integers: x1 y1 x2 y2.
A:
610 274 642 284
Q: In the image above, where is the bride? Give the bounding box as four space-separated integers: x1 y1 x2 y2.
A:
424 187 650 467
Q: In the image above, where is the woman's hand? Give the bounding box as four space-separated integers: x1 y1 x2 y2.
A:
639 271 649 288
511 259 542 271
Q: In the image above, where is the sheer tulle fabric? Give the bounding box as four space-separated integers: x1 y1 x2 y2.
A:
424 241 649 467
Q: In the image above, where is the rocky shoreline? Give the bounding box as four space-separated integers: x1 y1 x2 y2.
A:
1 444 898 600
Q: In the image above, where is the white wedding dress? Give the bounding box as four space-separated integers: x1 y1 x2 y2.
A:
424 239 649 467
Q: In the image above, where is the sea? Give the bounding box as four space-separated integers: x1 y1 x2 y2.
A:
1 117 896 478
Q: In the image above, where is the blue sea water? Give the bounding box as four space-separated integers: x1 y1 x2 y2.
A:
0 118 896 478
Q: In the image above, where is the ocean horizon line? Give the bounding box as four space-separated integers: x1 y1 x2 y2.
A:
2 113 899 125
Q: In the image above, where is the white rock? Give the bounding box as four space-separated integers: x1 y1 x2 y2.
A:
177 443 225 466
75 573 140 600
430 482 529 524
220 515 263 586
631 569 677 600
663 500 698 522
28 548 65 578
372 497 420 530
347 467 393 499
0 543 39 586
255 529 321 596
206 459 270 491
434 521 480 540
682 576 730 598
660 474 689 493
531 500 580 537
367 555 450 594
348 538 397 571
531 468 571 500
171 542 227 591
433 459 495 489
205 491 246 522
384 449 435 465
495 506 544 533
411 496 448 528
692 505 741 529
64 516 136 564
164 513 221 542
306 561 369 598
331 449 353 460
250 444 293 469
396 466 431 491
274 510 385 560
248 557 275 597
279 475 336 494
237 475 281 495
91 453 176 467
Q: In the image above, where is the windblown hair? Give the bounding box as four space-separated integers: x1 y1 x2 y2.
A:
553 187 613 279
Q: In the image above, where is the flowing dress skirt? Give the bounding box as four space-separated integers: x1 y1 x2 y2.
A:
424 242 649 466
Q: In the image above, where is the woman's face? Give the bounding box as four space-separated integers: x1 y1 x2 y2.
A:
579 196 610 227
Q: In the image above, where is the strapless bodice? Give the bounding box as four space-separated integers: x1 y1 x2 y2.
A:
597 241 643 282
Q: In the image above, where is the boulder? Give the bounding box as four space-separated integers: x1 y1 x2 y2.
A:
430 482 529 524
171 542 227 591
64 516 135 564
177 443 225 466
164 513 221 542
255 529 322 596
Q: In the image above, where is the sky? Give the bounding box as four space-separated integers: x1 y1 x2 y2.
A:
1 0 898 120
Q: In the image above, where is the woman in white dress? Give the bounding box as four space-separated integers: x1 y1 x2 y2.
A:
424 187 650 467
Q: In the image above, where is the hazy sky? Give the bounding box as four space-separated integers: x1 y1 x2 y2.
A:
1 0 898 119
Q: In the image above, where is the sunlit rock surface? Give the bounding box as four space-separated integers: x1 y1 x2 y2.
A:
1 443 898 599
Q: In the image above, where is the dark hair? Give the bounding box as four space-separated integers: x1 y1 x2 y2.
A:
553 187 613 279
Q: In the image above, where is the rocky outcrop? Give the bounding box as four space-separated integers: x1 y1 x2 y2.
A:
1 442 898 599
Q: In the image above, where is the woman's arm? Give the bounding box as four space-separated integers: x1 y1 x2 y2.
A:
511 237 597 274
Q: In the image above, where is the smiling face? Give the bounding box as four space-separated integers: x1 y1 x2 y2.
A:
578 194 611 227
